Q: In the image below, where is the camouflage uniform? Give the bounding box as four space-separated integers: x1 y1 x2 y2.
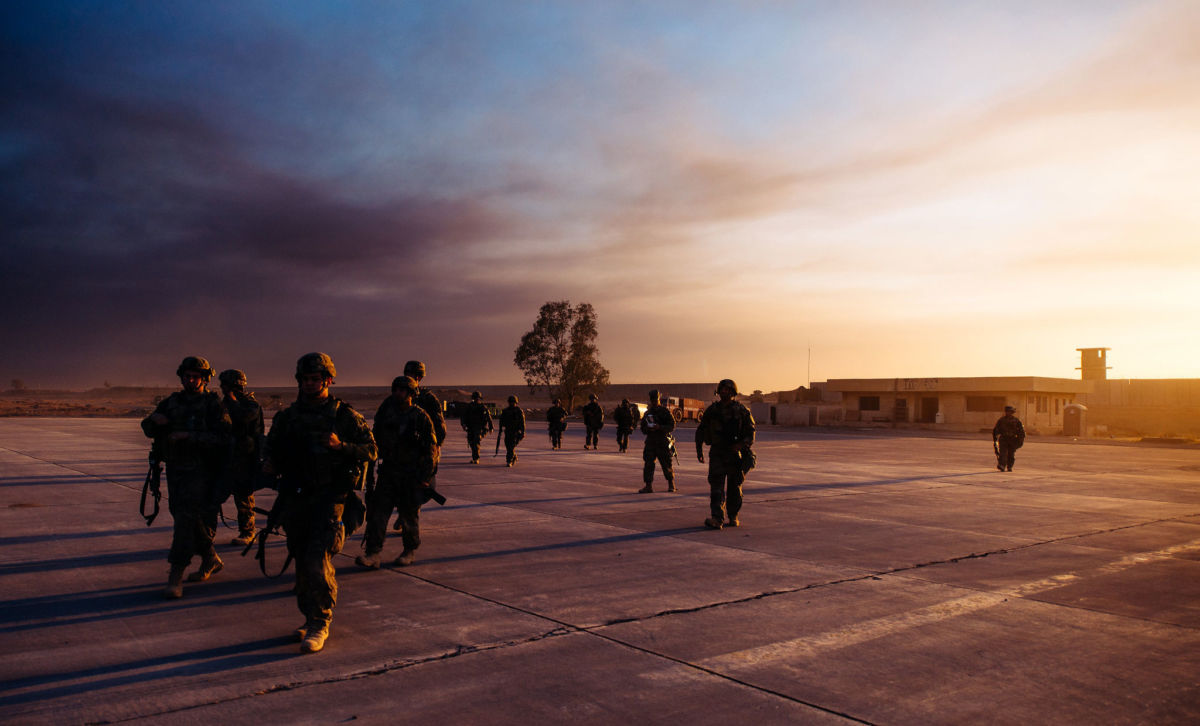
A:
992 410 1025 471
582 398 604 449
639 400 676 492
461 394 493 463
499 400 525 466
613 400 638 453
267 395 376 635
546 402 567 449
221 386 264 540
367 392 437 558
696 395 756 526
141 386 232 572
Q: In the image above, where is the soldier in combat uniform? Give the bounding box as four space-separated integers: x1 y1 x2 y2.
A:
613 398 638 453
218 369 264 546
265 352 377 653
546 398 567 449
582 393 604 450
461 390 493 464
141 356 232 598
695 379 756 530
357 376 437 569
638 389 677 493
992 404 1025 472
498 395 525 467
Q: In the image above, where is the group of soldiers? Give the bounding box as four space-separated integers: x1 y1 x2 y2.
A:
141 353 757 655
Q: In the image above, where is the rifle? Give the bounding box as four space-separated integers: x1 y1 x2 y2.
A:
140 442 163 526
993 437 1001 468
668 434 679 465
495 425 503 457
242 478 293 577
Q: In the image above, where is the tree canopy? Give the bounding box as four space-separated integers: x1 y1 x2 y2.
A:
513 301 610 412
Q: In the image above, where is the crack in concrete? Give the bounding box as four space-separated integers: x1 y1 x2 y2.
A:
89 626 576 724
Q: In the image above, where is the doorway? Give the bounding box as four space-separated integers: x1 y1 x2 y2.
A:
919 397 939 423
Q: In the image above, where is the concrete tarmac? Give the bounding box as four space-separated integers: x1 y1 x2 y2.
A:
2 417 1199 724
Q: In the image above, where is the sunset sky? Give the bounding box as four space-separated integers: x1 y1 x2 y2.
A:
3 1 1198 391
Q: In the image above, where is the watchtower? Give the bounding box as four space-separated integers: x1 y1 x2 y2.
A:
1076 347 1111 381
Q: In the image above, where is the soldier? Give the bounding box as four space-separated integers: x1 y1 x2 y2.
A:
546 398 567 450
992 404 1025 472
582 393 604 450
498 395 525 467
265 352 376 653
218 369 264 547
695 379 756 530
357 376 437 569
638 389 677 493
461 390 493 464
141 356 232 599
612 398 638 453
402 360 446 469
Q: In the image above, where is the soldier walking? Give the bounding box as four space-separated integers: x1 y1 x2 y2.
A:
357 376 437 569
498 395 526 466
613 398 638 453
461 390 493 464
582 393 604 450
638 390 676 493
992 404 1025 472
141 356 232 598
546 398 567 450
695 379 756 530
218 369 263 547
265 353 376 653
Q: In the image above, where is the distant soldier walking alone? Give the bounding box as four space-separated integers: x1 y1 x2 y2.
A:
141 356 232 599
638 390 676 493
696 379 755 530
992 404 1025 472
546 398 567 450
461 391 493 464
582 393 604 450
498 395 525 467
613 398 638 453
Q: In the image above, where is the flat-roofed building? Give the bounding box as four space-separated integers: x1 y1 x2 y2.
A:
826 376 1091 433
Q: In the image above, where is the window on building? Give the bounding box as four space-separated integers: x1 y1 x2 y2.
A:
1055 398 1060 415
966 396 1007 412
859 396 880 411
1036 396 1048 413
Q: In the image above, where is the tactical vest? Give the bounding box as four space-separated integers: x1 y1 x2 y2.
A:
159 391 223 470
277 398 364 494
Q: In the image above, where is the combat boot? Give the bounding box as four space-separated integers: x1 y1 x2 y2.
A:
187 554 223 582
394 549 415 567
293 621 309 642
355 552 381 569
300 624 329 653
667 481 677 493
163 565 185 599
727 517 740 527
704 517 724 530
638 484 653 493
231 531 254 547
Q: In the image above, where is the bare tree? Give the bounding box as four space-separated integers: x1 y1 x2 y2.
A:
514 301 610 412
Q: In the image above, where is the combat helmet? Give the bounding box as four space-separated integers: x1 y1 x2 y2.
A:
218 369 247 389
403 360 426 379
717 379 738 395
647 389 660 402
391 375 419 396
508 395 518 404
588 393 597 401
471 390 482 400
295 352 336 380
176 356 214 380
